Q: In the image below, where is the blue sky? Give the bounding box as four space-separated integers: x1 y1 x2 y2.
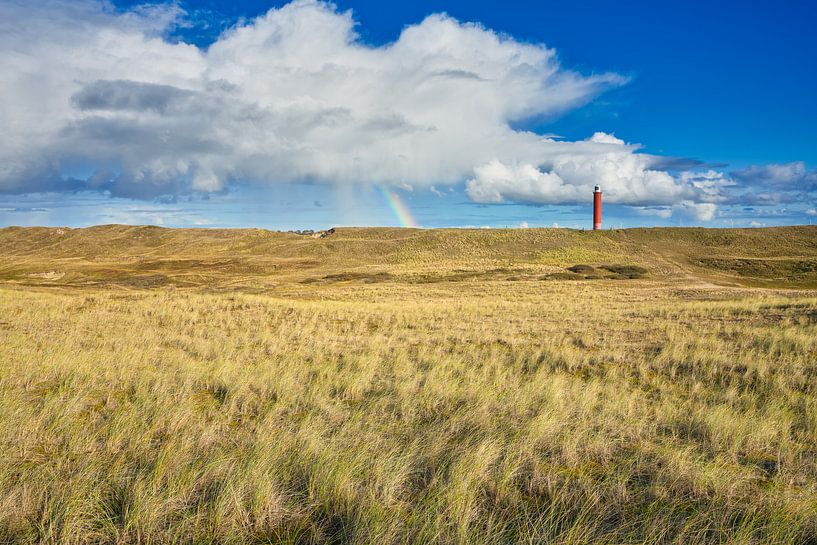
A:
1 0 815 229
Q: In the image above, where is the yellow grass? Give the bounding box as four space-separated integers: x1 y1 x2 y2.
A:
0 226 816 544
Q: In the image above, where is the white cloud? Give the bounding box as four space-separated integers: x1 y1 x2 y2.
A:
466 160 580 204
0 0 626 199
587 132 625 145
733 162 817 189
95 205 214 227
0 0 806 216
465 134 712 206
806 208 817 216
634 200 717 223
673 201 717 222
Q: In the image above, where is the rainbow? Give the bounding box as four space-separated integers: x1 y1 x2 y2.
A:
379 187 419 228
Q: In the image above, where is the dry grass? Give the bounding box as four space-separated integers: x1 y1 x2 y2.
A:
0 226 816 544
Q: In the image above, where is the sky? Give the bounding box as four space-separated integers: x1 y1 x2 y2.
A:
1 0 815 230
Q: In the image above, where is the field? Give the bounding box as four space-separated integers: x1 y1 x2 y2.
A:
1 225 816 544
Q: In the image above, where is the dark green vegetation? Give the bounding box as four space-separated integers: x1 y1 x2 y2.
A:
566 264 648 279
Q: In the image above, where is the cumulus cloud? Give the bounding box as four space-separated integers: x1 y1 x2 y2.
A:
0 0 811 222
725 162 817 206
0 0 623 197
674 201 718 222
465 133 719 206
635 201 718 222
733 161 817 189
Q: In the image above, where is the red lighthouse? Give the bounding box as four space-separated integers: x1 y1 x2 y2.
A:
593 185 602 230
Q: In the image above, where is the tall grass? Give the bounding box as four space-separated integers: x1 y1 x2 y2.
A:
0 281 816 544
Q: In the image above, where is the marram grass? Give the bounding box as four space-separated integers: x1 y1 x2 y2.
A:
0 226 816 544
1 283 816 544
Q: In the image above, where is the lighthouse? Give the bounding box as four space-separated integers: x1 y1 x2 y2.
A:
593 185 602 230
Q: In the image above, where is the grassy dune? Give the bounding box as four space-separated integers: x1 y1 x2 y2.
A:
2 224 817 288
1 226 816 544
